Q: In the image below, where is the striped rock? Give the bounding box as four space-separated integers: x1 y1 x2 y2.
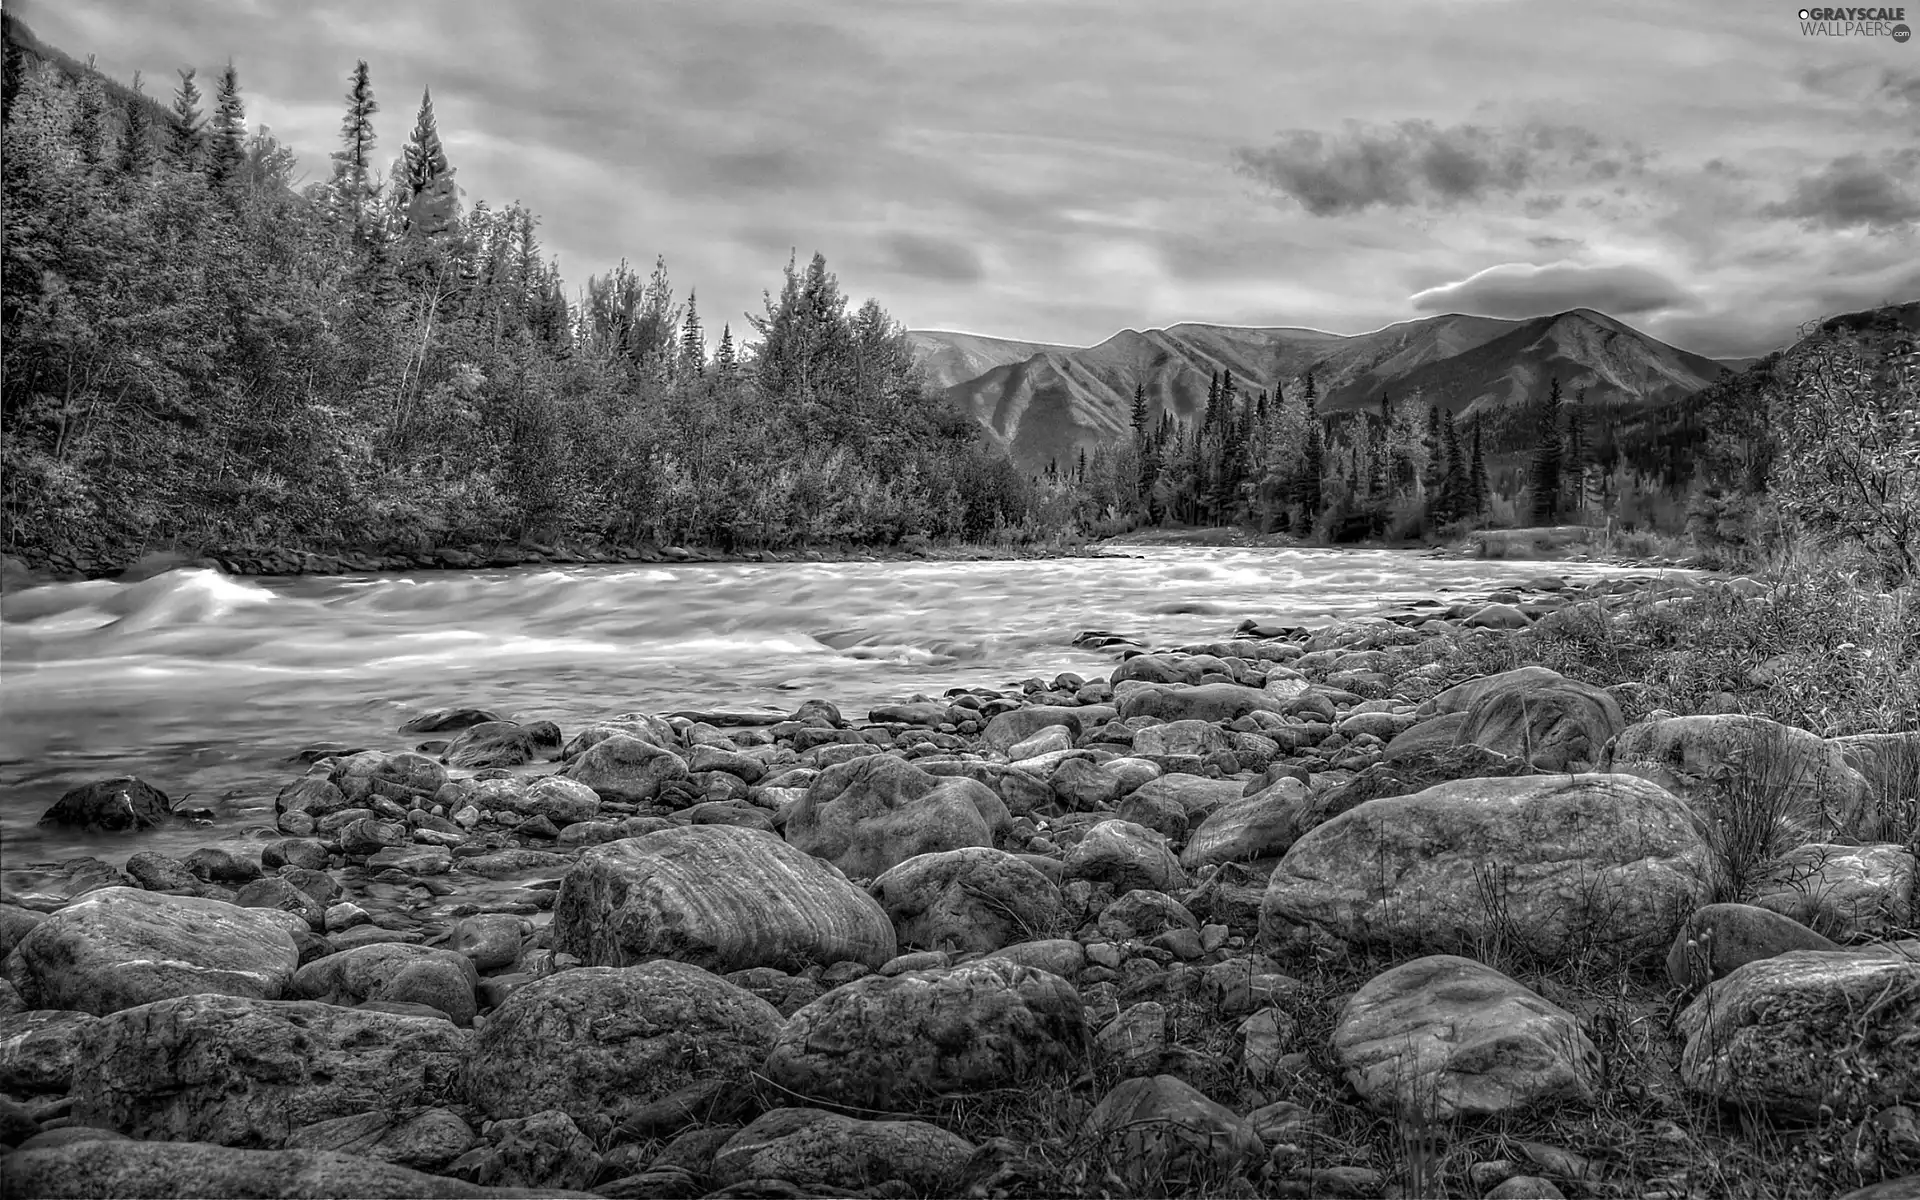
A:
552 825 895 972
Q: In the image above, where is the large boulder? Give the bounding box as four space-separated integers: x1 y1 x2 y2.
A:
1834 730 1920 814
561 734 688 802
36 777 172 832
1334 955 1599 1121
0 1139 573 1199
784 755 1002 879
1452 678 1623 770
330 752 448 807
70 995 471 1147
1601 714 1872 841
1415 666 1565 718
1260 774 1717 962
710 1108 977 1196
551 825 895 973
870 847 1065 953
1115 683 1282 723
4 887 299 1015
0 1010 98 1093
467 961 784 1127
1676 943 1920 1119
762 958 1085 1113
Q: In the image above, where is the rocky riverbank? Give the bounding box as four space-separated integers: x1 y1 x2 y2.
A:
2 569 1916 1199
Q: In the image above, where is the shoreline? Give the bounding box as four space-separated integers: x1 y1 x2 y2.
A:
4 564 1911 1198
1 525 1700 589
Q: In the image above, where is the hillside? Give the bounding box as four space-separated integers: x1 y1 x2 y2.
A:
912 309 1738 472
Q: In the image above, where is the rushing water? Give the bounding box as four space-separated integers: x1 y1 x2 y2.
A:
0 547 1666 867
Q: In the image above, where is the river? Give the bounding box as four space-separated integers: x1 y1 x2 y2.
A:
0 547 1662 868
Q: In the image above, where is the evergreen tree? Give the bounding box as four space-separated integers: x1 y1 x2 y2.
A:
1421 405 1444 501
1076 445 1087 482
678 289 704 377
1294 373 1323 533
207 61 245 188
400 87 458 241
115 73 156 178
1438 408 1466 523
1530 377 1566 524
714 323 736 376
1470 421 1490 517
1564 389 1588 517
167 67 204 167
330 61 379 237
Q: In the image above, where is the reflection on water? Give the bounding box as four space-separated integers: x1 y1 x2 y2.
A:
0 547 1661 864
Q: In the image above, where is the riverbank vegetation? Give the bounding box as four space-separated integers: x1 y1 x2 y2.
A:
0 33 1053 575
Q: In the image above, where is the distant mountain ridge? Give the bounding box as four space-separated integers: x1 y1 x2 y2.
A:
910 309 1744 472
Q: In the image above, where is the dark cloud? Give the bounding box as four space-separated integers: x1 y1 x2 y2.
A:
1410 262 1692 319
1763 152 1920 231
1528 234 1583 250
878 232 986 284
1232 120 1639 217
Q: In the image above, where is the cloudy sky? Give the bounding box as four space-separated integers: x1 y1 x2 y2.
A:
21 0 1920 357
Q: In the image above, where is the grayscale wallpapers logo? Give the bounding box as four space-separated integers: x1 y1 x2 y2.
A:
1798 6 1912 38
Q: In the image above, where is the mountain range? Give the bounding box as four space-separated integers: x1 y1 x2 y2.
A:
908 310 1754 473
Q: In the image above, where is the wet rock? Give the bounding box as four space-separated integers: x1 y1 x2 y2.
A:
36 777 172 832
1063 819 1188 893
1335 955 1599 1120
869 847 1064 953
1051 756 1159 810
1084 1074 1264 1191
1415 666 1566 718
291 943 480 1025
785 754 1003 878
763 958 1085 1113
468 961 783 1127
1261 774 1715 962
5 887 299 1014
1666 902 1841 990
125 850 223 897
1115 682 1283 723
562 734 688 803
0 1009 97 1092
0 1139 553 1198
982 706 1084 752
0 904 48 958
710 1107 977 1195
402 708 508 734
553 824 894 972
447 914 529 974
1677 943 1920 1119
71 994 470 1147
442 722 539 769
331 751 450 808
1382 711 1471 761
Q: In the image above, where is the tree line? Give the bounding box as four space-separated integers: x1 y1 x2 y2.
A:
0 46 1058 566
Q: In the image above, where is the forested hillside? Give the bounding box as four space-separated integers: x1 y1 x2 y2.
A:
0 22 1049 572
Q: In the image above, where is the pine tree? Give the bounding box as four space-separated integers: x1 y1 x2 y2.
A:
714 324 737 376
116 73 157 178
330 61 379 237
1438 409 1466 524
167 67 204 167
678 289 704 377
1077 446 1087 483
400 88 458 241
1294 375 1323 532
1530 378 1565 524
206 61 245 188
1421 405 1444 502
1470 420 1490 517
1564 390 1588 518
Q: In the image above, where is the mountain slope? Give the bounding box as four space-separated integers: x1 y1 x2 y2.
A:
911 309 1733 472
